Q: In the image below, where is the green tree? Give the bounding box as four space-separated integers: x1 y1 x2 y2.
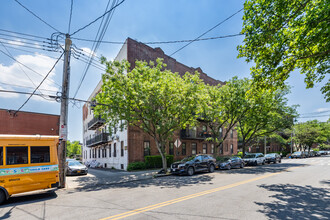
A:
238 0 330 101
201 77 251 156
94 58 204 171
294 120 330 151
66 141 82 158
236 83 297 156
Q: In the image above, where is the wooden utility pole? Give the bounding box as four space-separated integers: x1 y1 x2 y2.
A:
58 34 72 188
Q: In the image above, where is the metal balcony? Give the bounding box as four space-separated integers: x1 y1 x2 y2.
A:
86 133 109 147
88 116 106 130
180 129 212 140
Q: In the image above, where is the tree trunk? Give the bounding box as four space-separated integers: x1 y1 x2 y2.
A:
154 138 167 172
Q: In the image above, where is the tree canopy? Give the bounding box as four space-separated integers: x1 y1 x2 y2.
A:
238 0 330 101
94 58 205 170
66 141 82 158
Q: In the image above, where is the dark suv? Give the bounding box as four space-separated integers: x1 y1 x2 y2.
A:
265 153 281 164
170 155 216 176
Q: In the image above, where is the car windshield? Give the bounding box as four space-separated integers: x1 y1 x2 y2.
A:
181 156 196 162
244 154 256 158
68 161 83 166
217 157 230 162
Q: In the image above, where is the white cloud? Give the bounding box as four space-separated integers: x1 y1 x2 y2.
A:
7 39 25 47
316 107 330 112
0 85 19 98
0 53 61 101
81 47 97 58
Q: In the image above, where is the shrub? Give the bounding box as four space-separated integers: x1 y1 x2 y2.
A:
236 152 243 158
127 162 146 171
145 155 174 168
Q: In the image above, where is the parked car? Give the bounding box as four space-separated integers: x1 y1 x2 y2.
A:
243 153 265 166
217 156 244 170
265 153 281 164
170 155 216 176
66 159 88 175
291 151 306 159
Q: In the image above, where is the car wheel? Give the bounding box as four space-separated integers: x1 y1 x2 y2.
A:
209 164 215 173
262 160 265 165
187 167 194 176
274 160 277 164
240 162 244 168
254 161 258 166
0 190 6 205
227 164 231 170
279 159 281 163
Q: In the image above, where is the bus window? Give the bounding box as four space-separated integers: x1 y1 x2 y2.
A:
31 146 50 163
6 146 28 165
0 147 3 165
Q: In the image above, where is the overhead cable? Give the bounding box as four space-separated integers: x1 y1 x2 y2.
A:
13 51 64 115
73 0 117 98
0 49 62 87
170 8 244 56
70 0 125 36
68 0 74 33
13 0 62 33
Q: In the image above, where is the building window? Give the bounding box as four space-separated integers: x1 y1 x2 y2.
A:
211 144 214 154
98 148 101 158
121 141 124 157
182 143 186 156
230 144 233 154
226 144 228 152
89 149 91 159
219 144 223 154
109 144 112 157
230 129 233 138
114 143 117 157
202 125 207 132
6 147 28 165
31 146 50 163
0 147 3 166
144 141 150 156
219 127 222 137
192 143 197 155
202 143 207 154
169 142 174 155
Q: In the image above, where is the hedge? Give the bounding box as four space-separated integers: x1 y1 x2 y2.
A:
144 155 174 169
127 162 146 171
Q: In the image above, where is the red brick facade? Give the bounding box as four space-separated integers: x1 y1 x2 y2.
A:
0 109 59 135
125 38 237 162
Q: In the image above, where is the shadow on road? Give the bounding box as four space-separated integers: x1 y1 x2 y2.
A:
0 190 57 219
255 184 330 220
71 172 214 192
217 162 306 175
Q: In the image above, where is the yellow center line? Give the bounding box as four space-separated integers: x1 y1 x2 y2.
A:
100 165 305 220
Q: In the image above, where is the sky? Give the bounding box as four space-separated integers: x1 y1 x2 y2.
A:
0 0 329 142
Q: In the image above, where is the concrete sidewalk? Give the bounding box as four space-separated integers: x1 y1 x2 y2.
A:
66 168 160 190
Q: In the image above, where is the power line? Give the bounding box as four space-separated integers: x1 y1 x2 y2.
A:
0 40 59 52
70 0 125 36
0 82 59 93
0 28 50 40
72 33 244 45
73 0 117 98
0 33 51 44
0 40 49 99
170 8 244 56
298 114 330 118
13 0 61 33
14 52 64 115
0 44 63 59
0 48 62 87
300 110 330 115
68 0 74 33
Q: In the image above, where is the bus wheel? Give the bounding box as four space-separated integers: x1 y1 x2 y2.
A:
0 190 6 205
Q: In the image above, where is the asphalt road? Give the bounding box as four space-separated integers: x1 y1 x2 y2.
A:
1 156 329 220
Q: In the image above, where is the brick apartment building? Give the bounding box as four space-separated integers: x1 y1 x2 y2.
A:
82 38 238 170
0 109 60 135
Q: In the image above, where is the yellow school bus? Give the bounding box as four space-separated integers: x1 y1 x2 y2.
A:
0 135 59 204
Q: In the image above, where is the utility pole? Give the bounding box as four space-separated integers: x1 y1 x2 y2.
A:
58 34 72 188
